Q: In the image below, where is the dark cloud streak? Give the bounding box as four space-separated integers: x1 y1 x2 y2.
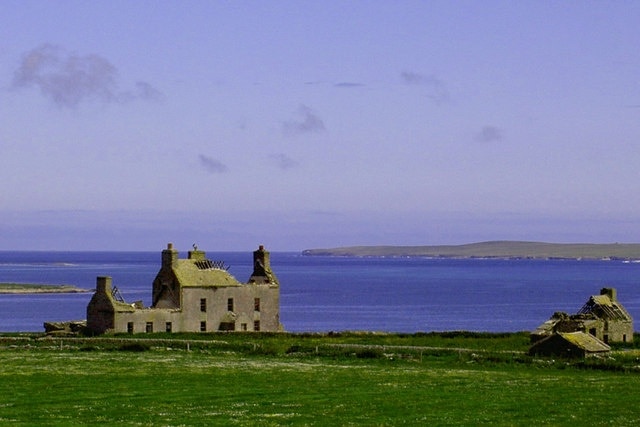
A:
401 71 449 104
334 82 365 88
270 153 299 170
198 154 228 174
475 125 504 143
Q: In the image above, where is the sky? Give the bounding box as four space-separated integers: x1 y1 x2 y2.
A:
1 1 640 251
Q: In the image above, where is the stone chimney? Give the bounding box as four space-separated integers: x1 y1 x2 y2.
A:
96 276 112 294
252 245 270 276
188 243 206 261
601 287 617 301
249 245 278 285
162 243 179 268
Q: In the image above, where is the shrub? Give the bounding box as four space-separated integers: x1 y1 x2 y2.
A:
118 343 150 352
355 349 384 359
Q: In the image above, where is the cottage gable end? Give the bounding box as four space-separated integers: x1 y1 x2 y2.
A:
577 288 632 322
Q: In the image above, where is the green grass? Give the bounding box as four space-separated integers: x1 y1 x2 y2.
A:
112 330 533 352
2 333 640 425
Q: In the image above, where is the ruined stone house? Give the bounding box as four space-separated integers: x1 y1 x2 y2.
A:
531 287 633 344
86 244 282 335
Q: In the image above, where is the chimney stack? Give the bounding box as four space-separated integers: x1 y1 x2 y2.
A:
252 245 270 276
601 287 617 301
96 276 112 294
162 242 179 268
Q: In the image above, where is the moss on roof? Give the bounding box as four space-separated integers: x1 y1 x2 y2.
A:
558 332 610 352
173 259 242 288
591 295 613 306
112 301 138 312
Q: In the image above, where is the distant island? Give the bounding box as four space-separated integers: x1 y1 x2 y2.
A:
0 283 88 294
302 241 640 260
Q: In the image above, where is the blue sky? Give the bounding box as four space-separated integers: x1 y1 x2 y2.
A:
1 1 640 251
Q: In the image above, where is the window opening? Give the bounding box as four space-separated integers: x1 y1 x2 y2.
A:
218 322 235 331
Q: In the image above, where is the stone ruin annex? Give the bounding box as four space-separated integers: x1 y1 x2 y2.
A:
86 243 282 335
529 287 633 357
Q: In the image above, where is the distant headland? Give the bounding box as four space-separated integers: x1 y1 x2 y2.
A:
0 283 88 294
301 241 640 260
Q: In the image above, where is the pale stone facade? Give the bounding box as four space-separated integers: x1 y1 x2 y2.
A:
86 244 282 335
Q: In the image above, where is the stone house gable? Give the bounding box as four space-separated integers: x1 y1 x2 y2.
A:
152 246 241 309
577 288 632 322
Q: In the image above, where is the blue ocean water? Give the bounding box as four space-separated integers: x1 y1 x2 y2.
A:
1 251 639 333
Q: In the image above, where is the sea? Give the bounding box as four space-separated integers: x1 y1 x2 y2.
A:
1 251 640 333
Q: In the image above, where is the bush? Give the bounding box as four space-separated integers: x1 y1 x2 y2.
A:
118 343 150 352
355 349 384 359
285 345 305 354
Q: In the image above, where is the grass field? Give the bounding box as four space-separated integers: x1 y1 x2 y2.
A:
1 332 640 425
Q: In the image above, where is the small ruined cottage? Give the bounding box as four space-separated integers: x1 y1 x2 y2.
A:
530 287 633 357
86 244 282 334
532 287 633 344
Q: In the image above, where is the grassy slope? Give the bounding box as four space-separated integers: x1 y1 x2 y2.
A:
1 333 640 425
303 240 640 259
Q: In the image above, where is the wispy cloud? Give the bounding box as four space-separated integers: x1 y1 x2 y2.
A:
401 71 449 104
474 125 504 143
11 44 162 108
269 153 299 170
334 82 365 88
302 81 365 89
131 81 163 102
198 154 228 174
282 105 326 136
